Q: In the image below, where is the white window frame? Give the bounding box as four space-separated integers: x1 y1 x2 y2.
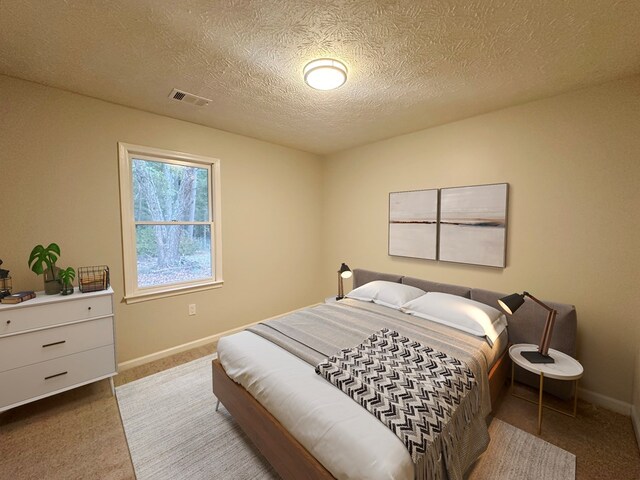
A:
118 143 223 303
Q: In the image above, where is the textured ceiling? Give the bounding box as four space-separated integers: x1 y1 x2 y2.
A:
1 1 639 154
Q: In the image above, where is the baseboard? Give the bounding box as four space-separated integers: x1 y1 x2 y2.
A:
632 405 640 450
117 330 235 371
117 303 320 371
578 387 632 416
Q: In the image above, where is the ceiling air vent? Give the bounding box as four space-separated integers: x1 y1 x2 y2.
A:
169 88 211 107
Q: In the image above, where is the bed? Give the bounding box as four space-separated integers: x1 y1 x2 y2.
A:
212 269 577 479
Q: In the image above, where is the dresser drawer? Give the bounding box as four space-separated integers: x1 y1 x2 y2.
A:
0 317 114 372
0 345 116 410
0 295 112 335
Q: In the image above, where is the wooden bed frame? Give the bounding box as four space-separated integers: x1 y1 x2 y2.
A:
212 348 510 480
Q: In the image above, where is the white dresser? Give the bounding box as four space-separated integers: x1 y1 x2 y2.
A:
0 287 117 412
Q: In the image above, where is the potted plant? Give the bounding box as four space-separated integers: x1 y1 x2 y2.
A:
59 267 76 295
28 243 62 294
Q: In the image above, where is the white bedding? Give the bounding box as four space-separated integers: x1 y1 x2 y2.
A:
217 330 414 480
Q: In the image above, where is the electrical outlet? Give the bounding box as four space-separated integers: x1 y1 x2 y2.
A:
188 304 196 316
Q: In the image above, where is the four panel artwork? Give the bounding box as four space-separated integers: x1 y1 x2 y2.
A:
388 183 508 268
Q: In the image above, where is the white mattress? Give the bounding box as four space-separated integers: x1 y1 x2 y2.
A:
218 330 414 480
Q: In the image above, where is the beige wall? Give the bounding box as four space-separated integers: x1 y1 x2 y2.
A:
2 73 639 404
0 74 323 362
322 76 640 403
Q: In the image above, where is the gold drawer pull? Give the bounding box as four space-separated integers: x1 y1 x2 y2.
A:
42 340 66 348
44 371 68 380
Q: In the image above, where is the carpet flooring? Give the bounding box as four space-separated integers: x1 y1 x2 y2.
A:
116 353 575 480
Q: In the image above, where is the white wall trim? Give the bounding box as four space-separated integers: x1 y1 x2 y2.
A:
632 405 640 450
117 303 320 371
117 142 223 302
578 387 631 416
118 329 235 371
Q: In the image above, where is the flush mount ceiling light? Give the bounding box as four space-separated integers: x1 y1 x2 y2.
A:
303 59 347 91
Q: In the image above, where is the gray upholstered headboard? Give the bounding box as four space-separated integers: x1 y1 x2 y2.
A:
351 268 578 398
352 268 403 288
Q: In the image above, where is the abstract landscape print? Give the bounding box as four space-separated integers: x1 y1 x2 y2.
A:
388 189 438 260
439 183 508 267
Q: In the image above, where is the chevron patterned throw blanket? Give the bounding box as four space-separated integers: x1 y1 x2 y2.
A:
315 328 481 480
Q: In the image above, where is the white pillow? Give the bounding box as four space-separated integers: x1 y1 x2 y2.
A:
346 280 426 310
401 292 508 346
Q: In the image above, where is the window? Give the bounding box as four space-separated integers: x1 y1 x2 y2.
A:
118 143 222 303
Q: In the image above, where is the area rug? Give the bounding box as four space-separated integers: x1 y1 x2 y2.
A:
116 354 575 480
116 354 277 480
467 419 576 479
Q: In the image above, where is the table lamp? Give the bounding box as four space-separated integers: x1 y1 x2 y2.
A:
336 263 352 300
498 291 558 364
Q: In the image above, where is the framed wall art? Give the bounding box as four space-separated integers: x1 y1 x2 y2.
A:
438 183 508 267
388 189 438 260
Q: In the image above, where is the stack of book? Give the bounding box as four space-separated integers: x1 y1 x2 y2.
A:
1 291 36 304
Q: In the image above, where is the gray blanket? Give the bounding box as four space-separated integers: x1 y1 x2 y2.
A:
248 299 491 480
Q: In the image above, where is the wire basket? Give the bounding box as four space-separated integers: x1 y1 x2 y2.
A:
78 265 110 293
0 277 12 299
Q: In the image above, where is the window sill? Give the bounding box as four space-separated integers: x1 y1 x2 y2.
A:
123 280 224 304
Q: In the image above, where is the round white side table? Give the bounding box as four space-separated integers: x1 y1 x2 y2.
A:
509 343 583 434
